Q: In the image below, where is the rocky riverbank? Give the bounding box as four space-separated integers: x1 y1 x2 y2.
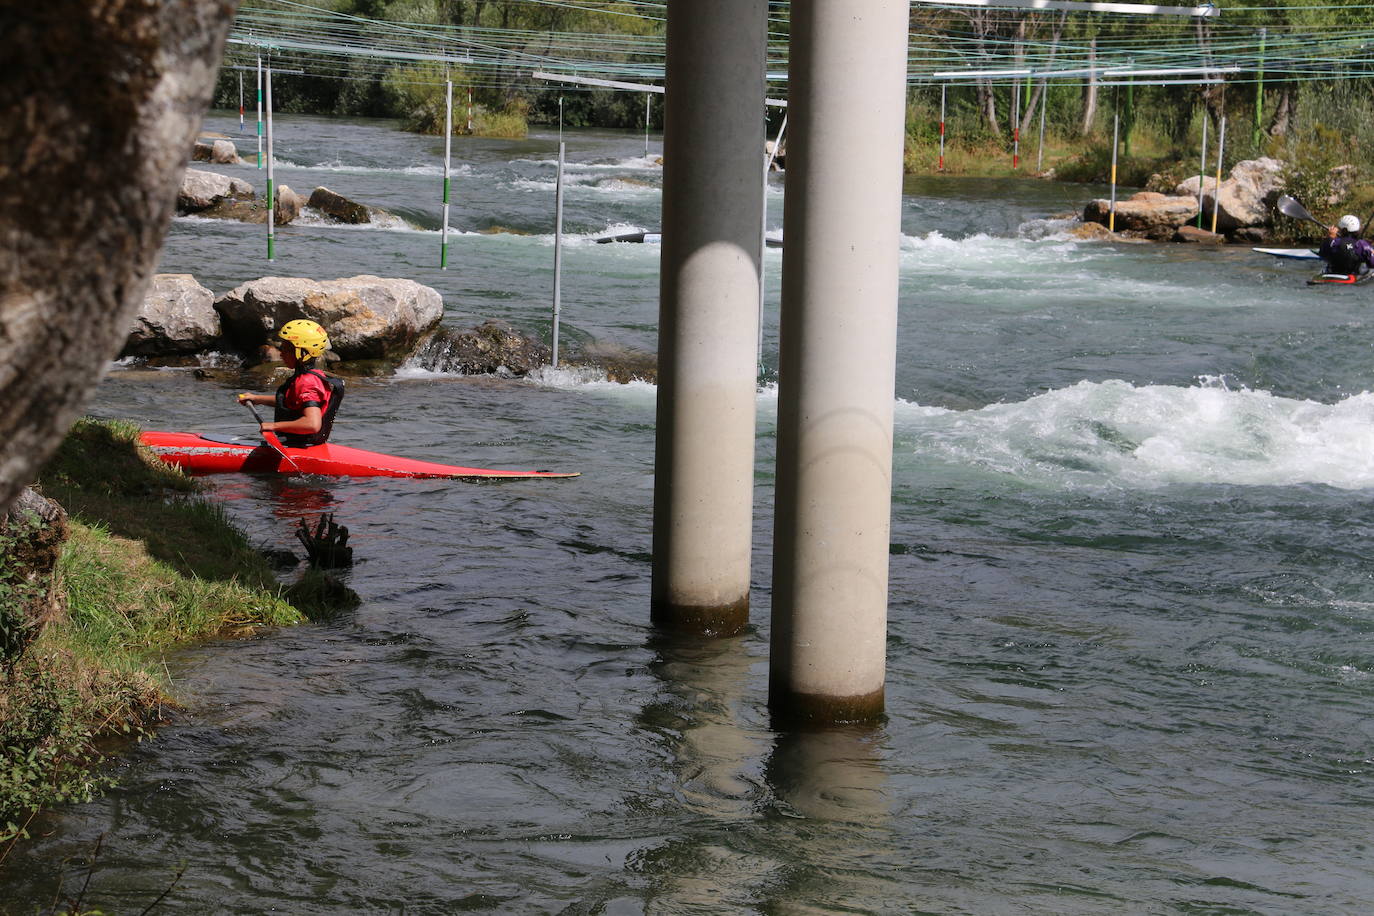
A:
125 273 658 383
1079 157 1360 244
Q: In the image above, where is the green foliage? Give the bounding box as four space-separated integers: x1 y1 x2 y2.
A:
0 663 112 845
0 513 44 663
383 62 459 135
379 63 528 138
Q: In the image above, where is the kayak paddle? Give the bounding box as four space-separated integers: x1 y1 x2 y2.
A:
1275 194 1327 229
241 399 302 473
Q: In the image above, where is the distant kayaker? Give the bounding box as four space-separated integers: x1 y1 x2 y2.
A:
1319 215 1374 276
237 319 345 447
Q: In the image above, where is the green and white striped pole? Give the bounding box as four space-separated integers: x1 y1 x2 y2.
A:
256 55 263 169
441 78 452 269
1195 113 1208 229
266 63 275 261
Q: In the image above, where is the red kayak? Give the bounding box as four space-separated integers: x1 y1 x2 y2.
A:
139 431 579 479
1308 272 1374 286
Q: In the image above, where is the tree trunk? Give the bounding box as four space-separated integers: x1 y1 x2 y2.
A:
979 79 1000 136
1268 85 1293 137
1080 36 1098 136
1021 12 1066 136
969 10 1001 137
0 1 236 516
1011 17 1027 135
1196 19 1226 132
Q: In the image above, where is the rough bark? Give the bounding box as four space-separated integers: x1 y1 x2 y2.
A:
1196 19 1227 133
1269 86 1293 138
0 1 236 516
1080 36 1098 136
1021 13 1066 137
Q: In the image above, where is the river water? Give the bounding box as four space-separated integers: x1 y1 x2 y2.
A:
6 112 1374 914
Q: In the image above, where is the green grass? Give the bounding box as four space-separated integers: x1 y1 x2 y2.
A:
0 417 353 847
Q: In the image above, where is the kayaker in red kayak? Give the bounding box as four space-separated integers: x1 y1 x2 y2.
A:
237 319 345 447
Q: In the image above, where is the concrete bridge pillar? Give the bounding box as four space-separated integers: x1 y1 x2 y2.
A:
769 0 910 726
651 0 767 636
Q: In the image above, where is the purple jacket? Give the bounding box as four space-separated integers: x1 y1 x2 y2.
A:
1318 235 1374 274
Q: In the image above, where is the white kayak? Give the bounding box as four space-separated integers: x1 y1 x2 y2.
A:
1254 247 1321 261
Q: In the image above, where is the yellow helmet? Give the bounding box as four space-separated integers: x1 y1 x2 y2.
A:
277 319 330 360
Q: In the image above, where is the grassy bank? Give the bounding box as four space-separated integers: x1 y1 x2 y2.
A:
1 418 345 849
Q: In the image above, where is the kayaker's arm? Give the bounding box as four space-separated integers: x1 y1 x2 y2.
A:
261 405 323 436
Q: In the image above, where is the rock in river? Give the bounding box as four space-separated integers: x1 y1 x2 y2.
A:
177 168 253 212
122 273 222 356
308 186 371 224
214 275 444 362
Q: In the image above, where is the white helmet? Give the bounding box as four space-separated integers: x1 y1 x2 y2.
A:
1338 214 1361 233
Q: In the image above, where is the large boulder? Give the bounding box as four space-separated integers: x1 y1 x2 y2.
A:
275 185 303 226
1071 221 1117 241
1173 225 1225 245
211 139 242 165
308 186 370 224
215 275 444 361
406 321 551 377
1175 157 1285 233
1083 191 1199 239
122 274 221 357
178 168 253 212
192 139 243 165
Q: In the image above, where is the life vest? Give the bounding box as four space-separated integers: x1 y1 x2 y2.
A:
1326 237 1364 276
274 367 345 447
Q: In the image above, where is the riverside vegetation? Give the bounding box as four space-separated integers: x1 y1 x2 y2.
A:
219 0 1368 245
221 0 1371 241
0 419 354 850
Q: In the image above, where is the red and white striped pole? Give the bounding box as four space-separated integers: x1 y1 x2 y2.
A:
938 83 945 171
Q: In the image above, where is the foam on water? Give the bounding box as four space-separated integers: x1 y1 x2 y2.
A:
509 173 661 195
290 208 421 232
515 155 661 171
898 377 1374 491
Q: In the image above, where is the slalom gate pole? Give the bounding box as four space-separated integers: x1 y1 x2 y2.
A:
1254 28 1266 149
441 79 452 269
1109 113 1119 233
466 87 473 133
256 55 263 168
266 63 275 261
239 72 244 132
645 93 651 158
551 100 565 368
1012 77 1020 169
1037 80 1047 172
1196 114 1208 229
1211 116 1226 234
938 83 945 171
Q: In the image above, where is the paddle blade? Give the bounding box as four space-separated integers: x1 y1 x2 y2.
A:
1276 194 1322 226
